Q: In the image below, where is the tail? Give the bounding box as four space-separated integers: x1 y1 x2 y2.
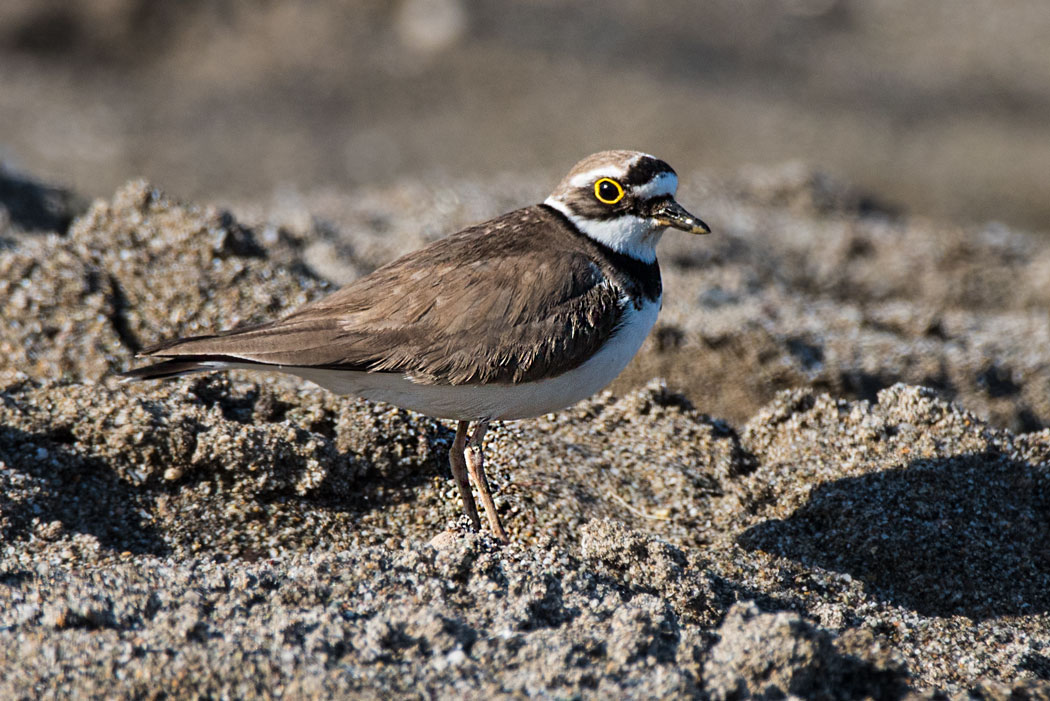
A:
119 322 275 382
119 356 234 382
120 314 361 382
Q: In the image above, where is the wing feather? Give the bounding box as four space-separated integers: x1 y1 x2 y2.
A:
132 207 628 385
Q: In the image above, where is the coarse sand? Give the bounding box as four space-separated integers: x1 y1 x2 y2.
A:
1 173 1049 697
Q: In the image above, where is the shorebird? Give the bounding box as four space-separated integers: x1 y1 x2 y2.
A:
123 150 710 541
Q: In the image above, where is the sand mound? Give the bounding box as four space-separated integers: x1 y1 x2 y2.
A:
2 174 1049 696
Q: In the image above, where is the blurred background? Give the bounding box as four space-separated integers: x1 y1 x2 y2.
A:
0 0 1048 232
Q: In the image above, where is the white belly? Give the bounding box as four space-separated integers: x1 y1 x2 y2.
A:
219 296 660 421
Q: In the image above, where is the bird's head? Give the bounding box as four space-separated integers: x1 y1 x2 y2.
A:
544 150 710 262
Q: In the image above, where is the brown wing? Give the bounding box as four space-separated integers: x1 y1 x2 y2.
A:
133 207 627 385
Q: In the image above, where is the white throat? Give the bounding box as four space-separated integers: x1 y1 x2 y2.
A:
544 198 663 263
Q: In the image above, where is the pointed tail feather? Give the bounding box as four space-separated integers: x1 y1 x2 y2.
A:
119 358 223 382
120 314 364 381
121 322 282 382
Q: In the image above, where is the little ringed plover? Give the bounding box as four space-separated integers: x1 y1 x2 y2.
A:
123 150 711 541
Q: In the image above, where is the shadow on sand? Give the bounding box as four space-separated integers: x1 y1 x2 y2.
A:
0 425 170 555
739 452 1050 619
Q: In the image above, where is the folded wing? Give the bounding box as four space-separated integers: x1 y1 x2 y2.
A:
125 207 627 386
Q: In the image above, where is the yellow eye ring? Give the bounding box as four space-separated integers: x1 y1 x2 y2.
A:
594 178 625 205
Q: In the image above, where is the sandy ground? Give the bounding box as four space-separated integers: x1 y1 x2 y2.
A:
1 168 1049 698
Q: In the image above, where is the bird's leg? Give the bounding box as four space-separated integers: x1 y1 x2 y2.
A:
465 420 509 542
449 420 480 531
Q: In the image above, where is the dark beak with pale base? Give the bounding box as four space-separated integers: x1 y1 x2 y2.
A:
650 199 711 235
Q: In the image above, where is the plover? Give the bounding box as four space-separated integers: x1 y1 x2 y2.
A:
123 150 710 541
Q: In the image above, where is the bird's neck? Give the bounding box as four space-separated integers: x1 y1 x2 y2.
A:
542 198 661 264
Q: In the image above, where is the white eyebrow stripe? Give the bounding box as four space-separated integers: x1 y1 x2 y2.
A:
568 164 630 188
632 171 678 200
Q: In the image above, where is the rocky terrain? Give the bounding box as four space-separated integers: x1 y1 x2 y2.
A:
1 170 1049 698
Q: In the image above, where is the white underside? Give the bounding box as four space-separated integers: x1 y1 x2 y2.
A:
207 296 661 421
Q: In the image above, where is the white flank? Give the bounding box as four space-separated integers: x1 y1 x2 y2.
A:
206 296 661 421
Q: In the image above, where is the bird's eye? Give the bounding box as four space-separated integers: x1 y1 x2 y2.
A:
594 178 625 205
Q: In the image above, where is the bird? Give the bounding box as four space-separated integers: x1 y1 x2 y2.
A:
122 150 710 541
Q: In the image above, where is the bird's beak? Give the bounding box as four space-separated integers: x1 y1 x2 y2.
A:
650 198 711 234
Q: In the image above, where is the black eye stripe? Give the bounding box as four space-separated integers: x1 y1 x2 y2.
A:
623 156 676 186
